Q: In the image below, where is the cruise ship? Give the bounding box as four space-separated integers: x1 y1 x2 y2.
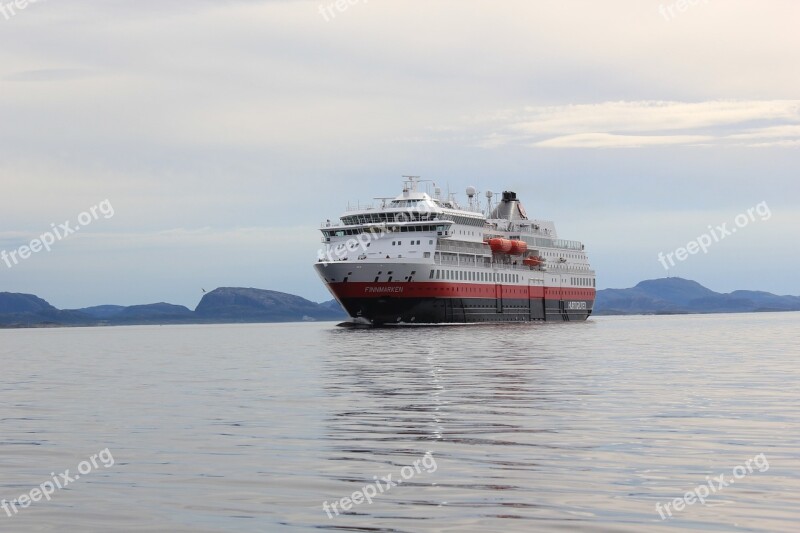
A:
314 177 595 326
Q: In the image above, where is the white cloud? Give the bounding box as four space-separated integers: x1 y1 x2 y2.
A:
746 140 800 148
727 125 800 140
458 100 800 149
534 132 713 149
514 101 800 135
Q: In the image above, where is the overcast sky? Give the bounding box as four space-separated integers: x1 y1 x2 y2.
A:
1 0 798 309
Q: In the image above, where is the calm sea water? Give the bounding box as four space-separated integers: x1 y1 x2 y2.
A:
1 313 798 532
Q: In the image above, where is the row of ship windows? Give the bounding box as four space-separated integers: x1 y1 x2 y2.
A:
341 212 481 228
325 225 445 237
392 240 433 246
441 214 485 227
341 213 436 225
430 269 522 283
426 269 596 288
389 200 426 207
540 262 585 271
543 250 586 261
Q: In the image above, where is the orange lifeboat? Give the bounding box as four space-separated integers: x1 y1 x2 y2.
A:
523 256 543 267
509 240 528 255
488 238 513 253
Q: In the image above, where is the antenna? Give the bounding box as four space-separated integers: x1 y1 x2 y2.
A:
449 191 457 206
402 175 421 192
466 186 477 211
412 177 433 196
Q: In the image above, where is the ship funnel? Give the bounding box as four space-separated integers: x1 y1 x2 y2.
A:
489 191 529 221
501 191 517 203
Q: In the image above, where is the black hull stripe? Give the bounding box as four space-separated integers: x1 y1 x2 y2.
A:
339 297 593 325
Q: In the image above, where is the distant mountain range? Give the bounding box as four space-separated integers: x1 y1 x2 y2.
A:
0 288 347 328
1 278 798 328
595 277 800 315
